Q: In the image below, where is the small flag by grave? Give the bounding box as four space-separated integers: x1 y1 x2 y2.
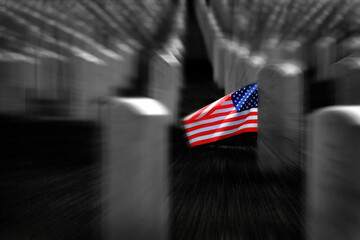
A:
183 83 258 147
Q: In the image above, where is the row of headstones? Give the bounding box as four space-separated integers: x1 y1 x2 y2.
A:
195 0 360 171
308 54 360 240
0 0 178 120
196 1 360 239
211 38 360 240
195 0 360 82
194 0 300 175
3 0 171 44
101 53 360 240
100 2 185 240
258 58 360 240
195 0 267 95
208 0 360 57
0 36 140 120
0 0 184 237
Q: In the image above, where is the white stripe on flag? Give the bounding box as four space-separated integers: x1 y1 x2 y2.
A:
222 100 233 106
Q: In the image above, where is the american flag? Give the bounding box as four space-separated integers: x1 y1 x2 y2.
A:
183 83 258 147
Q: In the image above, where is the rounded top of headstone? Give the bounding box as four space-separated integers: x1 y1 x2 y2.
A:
99 48 124 61
262 63 302 77
219 37 230 45
126 39 142 51
249 55 266 67
208 14 216 23
215 31 224 39
159 51 181 66
314 106 360 126
331 57 360 78
282 40 302 50
276 40 302 59
117 43 135 55
260 38 280 54
342 35 360 49
316 36 336 47
237 45 250 56
227 40 240 51
110 98 169 116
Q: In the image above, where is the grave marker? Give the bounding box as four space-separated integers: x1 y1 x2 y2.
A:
213 38 229 88
308 106 360 240
224 45 251 93
101 97 170 240
233 55 265 92
0 53 35 115
314 36 337 80
67 52 105 120
117 43 139 89
340 36 360 59
258 63 304 173
331 57 360 105
148 51 182 122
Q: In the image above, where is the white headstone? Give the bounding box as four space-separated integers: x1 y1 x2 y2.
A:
257 63 304 173
340 36 360 59
36 57 60 100
117 43 139 88
66 45 124 120
275 40 305 68
225 45 250 94
101 97 170 240
308 106 360 240
196 0 211 57
213 38 229 88
224 41 237 92
232 55 265 92
331 57 360 105
148 51 182 122
314 36 337 81
68 54 105 120
207 11 217 58
0 54 33 115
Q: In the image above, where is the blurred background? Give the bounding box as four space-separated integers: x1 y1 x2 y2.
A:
1 0 360 239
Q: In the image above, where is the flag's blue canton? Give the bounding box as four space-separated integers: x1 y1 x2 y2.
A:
231 83 258 112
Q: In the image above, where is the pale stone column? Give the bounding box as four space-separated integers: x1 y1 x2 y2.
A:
308 106 360 240
331 57 360 105
148 51 182 123
257 63 304 173
101 97 170 240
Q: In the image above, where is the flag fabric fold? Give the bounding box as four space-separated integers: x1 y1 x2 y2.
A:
183 83 258 147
